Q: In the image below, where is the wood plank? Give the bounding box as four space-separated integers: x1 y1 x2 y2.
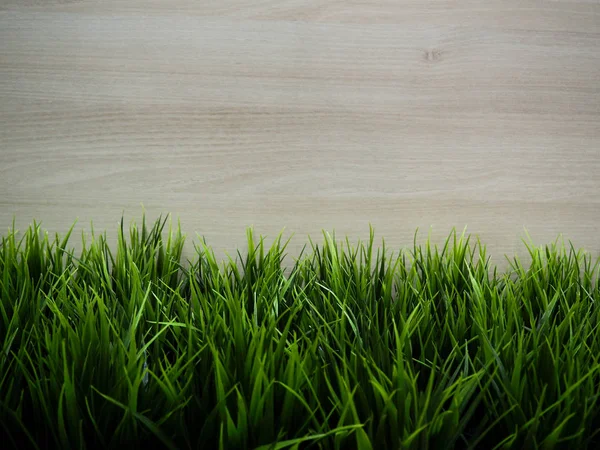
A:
1 0 599 264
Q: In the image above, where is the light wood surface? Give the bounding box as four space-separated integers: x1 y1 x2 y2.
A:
1 0 599 266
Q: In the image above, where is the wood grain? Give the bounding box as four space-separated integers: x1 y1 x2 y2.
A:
1 0 599 265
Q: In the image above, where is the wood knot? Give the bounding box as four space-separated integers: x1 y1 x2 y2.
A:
423 49 443 62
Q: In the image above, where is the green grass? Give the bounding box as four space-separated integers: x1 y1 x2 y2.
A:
1 215 599 450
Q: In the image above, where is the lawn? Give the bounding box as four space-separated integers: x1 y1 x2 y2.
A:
1 215 599 449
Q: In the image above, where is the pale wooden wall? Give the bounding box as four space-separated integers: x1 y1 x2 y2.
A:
1 0 599 266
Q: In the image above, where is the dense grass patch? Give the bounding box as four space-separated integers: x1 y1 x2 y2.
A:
1 215 599 450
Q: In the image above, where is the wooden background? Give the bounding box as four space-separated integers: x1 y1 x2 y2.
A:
1 0 599 266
